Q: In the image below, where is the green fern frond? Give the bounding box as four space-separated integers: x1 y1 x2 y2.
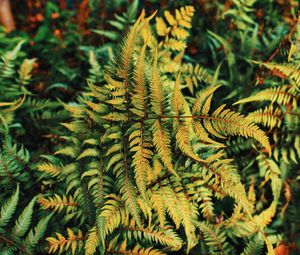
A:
241 234 264 255
0 186 51 254
198 221 234 255
0 185 19 227
0 41 24 81
24 213 53 253
12 196 36 237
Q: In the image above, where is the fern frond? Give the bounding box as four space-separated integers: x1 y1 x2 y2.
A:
118 11 146 75
230 202 277 237
84 227 100 255
152 119 177 176
257 155 282 202
255 61 300 86
198 221 234 255
150 49 164 116
150 190 167 228
156 6 195 52
55 146 79 158
47 228 84 255
100 194 128 236
37 162 62 177
172 72 205 163
24 213 53 252
108 242 167 255
118 173 142 226
129 122 152 202
88 51 102 84
246 105 282 129
123 223 183 250
0 40 23 81
18 58 36 86
234 85 297 108
38 194 79 213
0 185 19 227
159 185 198 251
241 234 264 255
204 159 253 216
131 43 147 117
12 196 36 237
181 63 215 93
195 186 215 220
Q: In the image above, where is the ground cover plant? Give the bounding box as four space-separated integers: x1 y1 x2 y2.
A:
0 1 299 254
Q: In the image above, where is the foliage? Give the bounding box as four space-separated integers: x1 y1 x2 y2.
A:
0 1 299 255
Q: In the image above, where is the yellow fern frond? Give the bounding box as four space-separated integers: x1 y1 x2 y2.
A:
246 105 282 129
18 58 35 86
163 39 186 51
156 17 169 36
255 61 300 86
47 228 84 255
38 194 79 213
156 6 195 52
131 43 147 117
192 85 225 146
150 49 164 116
108 244 167 255
234 85 297 109
152 120 177 176
119 12 145 75
101 194 128 236
159 185 198 252
181 63 215 93
37 162 61 177
129 123 153 202
172 73 205 162
122 220 183 250
192 86 271 154
61 121 85 132
55 146 79 158
150 190 167 227
85 227 100 255
77 148 99 160
206 159 253 216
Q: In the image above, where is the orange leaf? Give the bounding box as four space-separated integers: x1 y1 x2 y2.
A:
275 243 289 255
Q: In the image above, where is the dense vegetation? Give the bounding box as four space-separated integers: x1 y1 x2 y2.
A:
0 1 299 254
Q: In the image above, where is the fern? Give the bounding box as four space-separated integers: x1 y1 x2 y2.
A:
198 221 234 255
156 6 195 52
29 5 291 255
47 228 84 255
241 234 264 255
0 186 51 254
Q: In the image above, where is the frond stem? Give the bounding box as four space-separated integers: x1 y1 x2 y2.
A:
0 235 32 255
